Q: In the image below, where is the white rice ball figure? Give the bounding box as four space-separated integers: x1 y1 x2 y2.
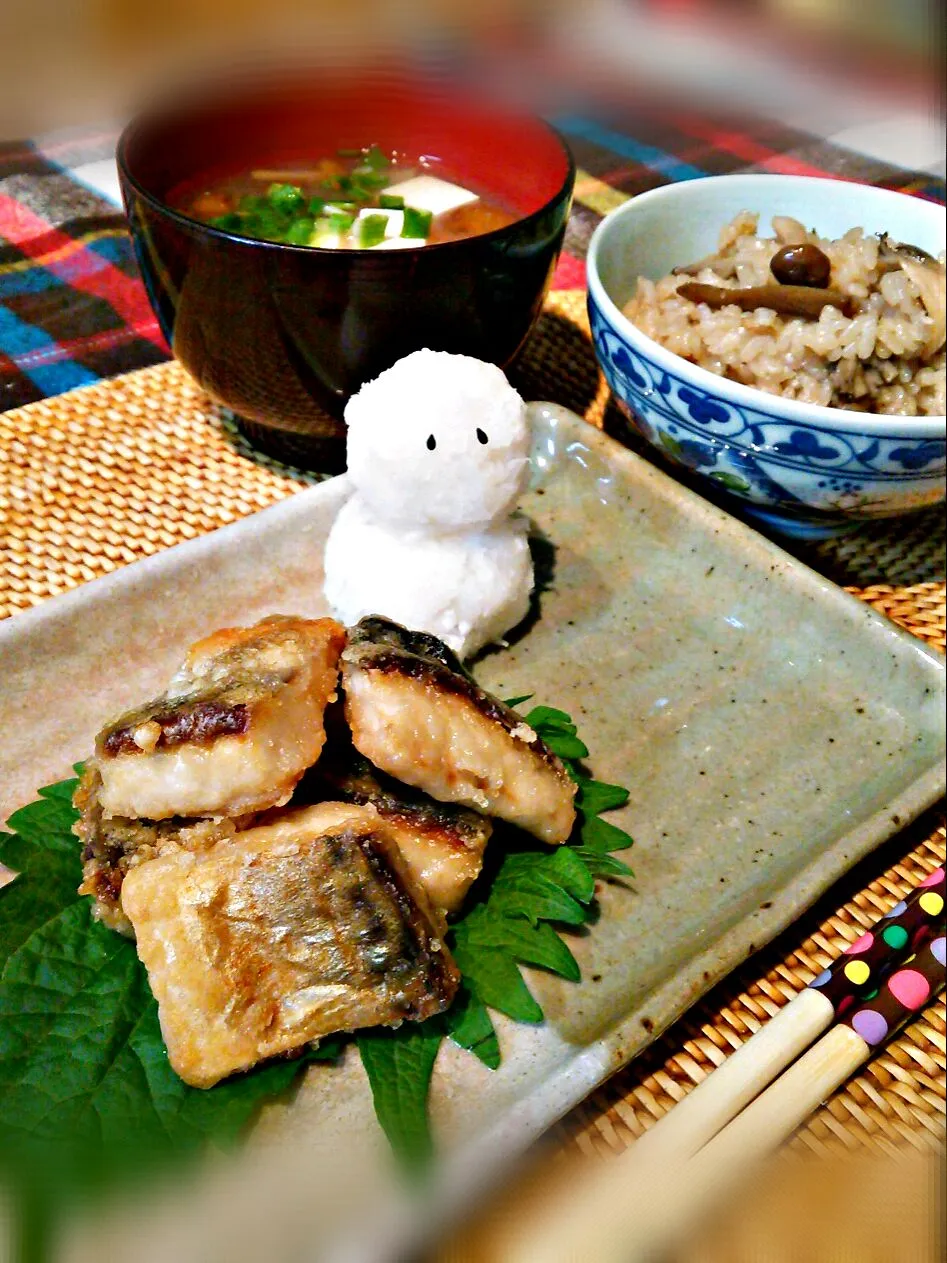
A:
323 350 534 658
345 349 530 531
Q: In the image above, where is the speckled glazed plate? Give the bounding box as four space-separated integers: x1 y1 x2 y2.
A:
1 405 944 1262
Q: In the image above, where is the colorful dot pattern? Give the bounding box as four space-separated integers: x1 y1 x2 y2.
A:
882 925 908 950
919 891 944 917
809 868 945 1013
844 936 945 1048
843 960 870 986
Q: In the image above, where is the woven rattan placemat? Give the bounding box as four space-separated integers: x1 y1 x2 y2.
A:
1 291 943 618
0 293 944 1174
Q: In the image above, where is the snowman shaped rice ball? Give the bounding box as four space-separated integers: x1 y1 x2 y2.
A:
323 350 534 658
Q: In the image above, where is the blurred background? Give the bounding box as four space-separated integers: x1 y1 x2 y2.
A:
0 0 943 147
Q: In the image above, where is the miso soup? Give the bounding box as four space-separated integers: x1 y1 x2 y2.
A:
173 145 517 249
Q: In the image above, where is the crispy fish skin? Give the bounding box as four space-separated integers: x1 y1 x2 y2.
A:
120 802 460 1089
309 742 491 916
341 617 576 845
73 764 246 937
95 616 346 821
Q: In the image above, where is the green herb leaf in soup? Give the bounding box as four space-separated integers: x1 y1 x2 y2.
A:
173 146 517 249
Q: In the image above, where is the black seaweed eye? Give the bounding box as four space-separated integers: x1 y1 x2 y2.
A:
426 434 437 451
476 428 488 445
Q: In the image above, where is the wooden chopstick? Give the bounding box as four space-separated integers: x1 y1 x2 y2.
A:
591 932 946 1263
503 869 945 1263
597 867 944 1172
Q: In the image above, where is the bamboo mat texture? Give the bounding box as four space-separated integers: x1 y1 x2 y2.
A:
0 292 944 1165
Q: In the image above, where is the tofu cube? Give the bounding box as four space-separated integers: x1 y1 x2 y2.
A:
380 175 478 218
370 237 424 251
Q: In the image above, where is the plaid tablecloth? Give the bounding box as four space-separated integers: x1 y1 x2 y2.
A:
1 106 943 412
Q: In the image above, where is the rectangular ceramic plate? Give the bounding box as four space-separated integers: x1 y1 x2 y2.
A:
1 404 944 1261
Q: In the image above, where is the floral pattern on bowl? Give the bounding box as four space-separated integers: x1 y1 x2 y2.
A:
589 293 947 539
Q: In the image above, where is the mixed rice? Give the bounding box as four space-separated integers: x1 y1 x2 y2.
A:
624 212 946 415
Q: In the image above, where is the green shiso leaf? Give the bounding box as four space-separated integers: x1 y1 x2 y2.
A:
570 847 634 879
443 984 500 1070
0 775 82 971
576 779 629 816
520 704 576 732
538 729 590 761
356 1019 443 1172
0 778 342 1223
487 851 591 925
580 813 636 857
709 471 751 492
452 913 545 1024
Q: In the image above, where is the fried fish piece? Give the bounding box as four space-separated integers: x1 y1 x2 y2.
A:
95 616 346 821
341 617 576 845
308 739 491 916
120 802 460 1088
73 764 248 937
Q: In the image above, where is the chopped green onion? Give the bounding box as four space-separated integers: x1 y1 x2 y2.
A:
402 206 433 239
358 214 389 248
352 167 388 187
208 212 243 233
379 194 405 210
266 183 305 213
239 213 265 238
238 194 266 213
239 208 292 241
284 216 316 246
326 212 355 235
349 179 386 202
362 145 390 171
307 196 326 216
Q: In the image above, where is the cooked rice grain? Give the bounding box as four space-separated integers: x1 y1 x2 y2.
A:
624 213 945 415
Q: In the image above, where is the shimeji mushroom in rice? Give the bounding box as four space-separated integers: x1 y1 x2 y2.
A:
625 213 946 415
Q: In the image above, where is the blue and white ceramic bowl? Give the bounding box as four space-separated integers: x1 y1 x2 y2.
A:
586 175 946 538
